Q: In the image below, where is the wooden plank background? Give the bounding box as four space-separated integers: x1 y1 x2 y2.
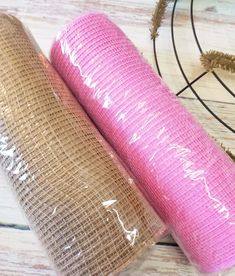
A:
0 0 234 275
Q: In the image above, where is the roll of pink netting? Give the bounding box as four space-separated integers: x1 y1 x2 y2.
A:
51 13 235 273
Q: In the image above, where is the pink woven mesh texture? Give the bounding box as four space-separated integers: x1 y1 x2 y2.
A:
0 14 164 276
51 13 235 273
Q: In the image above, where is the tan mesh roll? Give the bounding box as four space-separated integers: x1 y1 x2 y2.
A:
0 14 164 276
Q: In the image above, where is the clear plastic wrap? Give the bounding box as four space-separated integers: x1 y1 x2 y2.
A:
50 13 235 274
0 13 165 276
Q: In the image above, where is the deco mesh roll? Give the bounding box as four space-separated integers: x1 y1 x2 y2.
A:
51 13 235 273
0 14 164 276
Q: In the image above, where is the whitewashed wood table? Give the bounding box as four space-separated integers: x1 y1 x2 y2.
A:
0 0 234 275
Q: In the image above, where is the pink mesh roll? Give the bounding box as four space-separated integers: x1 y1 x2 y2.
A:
51 13 235 273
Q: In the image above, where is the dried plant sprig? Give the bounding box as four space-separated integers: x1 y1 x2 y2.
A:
212 137 235 163
200 50 235 73
220 144 235 162
226 149 235 162
151 0 168 39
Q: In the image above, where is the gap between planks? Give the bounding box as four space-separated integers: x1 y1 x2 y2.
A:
1 227 235 275
0 227 192 276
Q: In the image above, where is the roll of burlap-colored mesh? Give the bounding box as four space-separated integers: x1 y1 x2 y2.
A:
0 14 164 276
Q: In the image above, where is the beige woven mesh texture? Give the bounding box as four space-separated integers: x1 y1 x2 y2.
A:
0 14 164 276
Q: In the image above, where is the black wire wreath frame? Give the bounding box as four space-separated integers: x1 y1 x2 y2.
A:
153 0 235 134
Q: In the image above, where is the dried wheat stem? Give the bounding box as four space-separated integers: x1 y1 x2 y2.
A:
225 149 235 162
220 144 235 162
200 50 235 73
212 138 235 163
151 0 168 39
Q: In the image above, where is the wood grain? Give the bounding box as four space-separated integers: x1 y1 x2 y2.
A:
0 0 234 275
0 228 194 276
1 227 235 276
